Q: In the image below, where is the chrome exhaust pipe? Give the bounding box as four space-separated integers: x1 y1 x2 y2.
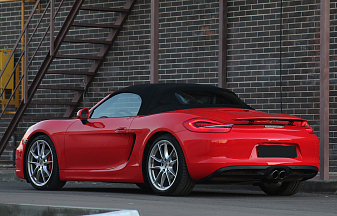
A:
268 170 279 180
279 170 286 180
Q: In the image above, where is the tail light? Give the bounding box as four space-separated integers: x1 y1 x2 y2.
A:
183 118 233 133
301 121 314 134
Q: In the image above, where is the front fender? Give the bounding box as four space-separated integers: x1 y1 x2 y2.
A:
22 119 78 170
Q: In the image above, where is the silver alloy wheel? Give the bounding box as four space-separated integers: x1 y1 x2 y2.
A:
148 139 178 191
27 140 53 186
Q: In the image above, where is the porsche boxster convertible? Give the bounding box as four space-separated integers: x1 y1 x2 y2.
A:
16 84 319 196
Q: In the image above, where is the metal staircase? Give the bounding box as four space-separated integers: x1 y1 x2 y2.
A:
0 0 137 164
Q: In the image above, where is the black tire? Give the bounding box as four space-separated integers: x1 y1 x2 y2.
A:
25 135 66 190
259 181 302 196
135 183 152 191
145 134 195 196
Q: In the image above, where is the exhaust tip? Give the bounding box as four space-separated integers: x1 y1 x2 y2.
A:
279 170 287 180
271 170 279 180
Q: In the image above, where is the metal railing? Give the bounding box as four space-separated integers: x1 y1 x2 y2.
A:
0 0 65 119
0 0 136 163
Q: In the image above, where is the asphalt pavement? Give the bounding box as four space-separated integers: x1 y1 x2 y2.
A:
1 166 337 194
1 166 337 216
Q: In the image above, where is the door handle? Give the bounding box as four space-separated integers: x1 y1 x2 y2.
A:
115 127 127 134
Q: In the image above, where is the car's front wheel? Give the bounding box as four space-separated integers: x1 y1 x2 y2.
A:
26 135 66 190
259 181 302 196
145 134 195 196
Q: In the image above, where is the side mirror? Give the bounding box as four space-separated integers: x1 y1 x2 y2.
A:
77 108 89 124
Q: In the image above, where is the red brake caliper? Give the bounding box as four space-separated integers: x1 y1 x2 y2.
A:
47 155 52 171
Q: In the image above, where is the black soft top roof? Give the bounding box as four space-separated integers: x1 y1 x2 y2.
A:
110 83 252 115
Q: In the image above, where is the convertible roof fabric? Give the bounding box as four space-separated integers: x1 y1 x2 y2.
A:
109 83 252 116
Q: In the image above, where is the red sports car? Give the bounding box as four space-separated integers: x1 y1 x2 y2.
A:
16 84 319 196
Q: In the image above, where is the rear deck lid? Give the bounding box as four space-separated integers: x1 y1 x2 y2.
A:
176 108 305 125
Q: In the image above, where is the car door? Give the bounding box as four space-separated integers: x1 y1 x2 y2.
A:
64 93 142 170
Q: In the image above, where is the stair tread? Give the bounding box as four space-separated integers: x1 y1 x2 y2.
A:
80 6 129 12
0 0 92 155
47 70 95 76
38 85 84 91
31 100 78 106
72 22 120 29
55 54 103 60
22 115 64 120
63 38 112 44
0 160 15 164
0 0 138 153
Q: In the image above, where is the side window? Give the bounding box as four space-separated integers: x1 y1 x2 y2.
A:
90 93 142 119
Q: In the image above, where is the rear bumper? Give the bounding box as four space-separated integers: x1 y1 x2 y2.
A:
199 165 318 183
175 127 320 181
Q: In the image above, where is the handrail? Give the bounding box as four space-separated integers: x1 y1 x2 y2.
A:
27 0 52 46
0 0 41 106
0 0 84 160
0 0 40 81
50 0 54 56
27 0 65 68
0 0 66 119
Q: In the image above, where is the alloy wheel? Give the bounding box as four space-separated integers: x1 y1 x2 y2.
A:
148 140 178 191
27 140 53 186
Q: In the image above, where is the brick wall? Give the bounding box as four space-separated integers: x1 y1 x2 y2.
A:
227 0 337 172
330 0 337 172
0 0 336 172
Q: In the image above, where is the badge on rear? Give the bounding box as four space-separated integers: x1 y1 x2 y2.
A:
264 125 285 129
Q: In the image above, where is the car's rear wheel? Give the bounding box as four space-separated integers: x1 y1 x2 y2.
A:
259 181 302 196
145 134 195 196
26 135 66 190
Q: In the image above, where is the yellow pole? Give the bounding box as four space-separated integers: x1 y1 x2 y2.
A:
21 0 24 101
15 66 19 107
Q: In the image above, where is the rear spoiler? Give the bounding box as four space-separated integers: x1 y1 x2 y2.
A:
234 117 306 125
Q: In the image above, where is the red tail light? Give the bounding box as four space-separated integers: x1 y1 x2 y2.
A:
301 121 314 134
183 119 233 133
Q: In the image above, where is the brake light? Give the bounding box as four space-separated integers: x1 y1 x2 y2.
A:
301 121 313 134
183 119 233 133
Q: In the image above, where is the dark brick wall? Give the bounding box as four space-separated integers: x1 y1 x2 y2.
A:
0 0 336 173
157 0 219 84
81 0 221 107
227 0 337 172
330 0 337 172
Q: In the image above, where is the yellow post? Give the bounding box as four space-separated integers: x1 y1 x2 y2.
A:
0 0 41 103
14 66 20 107
0 49 15 110
21 0 24 101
